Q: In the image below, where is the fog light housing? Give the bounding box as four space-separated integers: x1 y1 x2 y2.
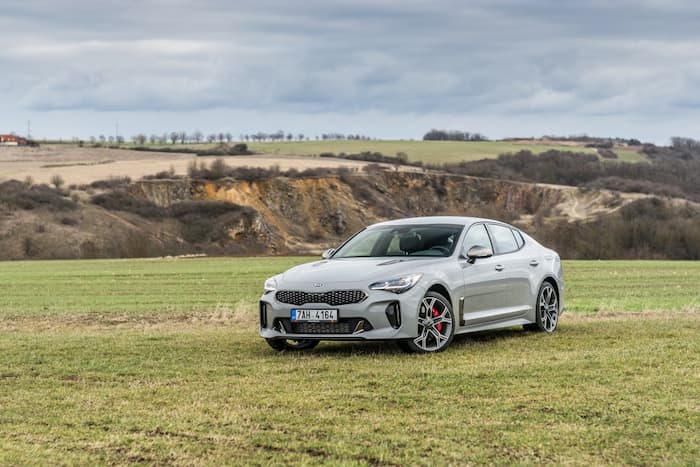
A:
385 301 401 329
259 301 268 328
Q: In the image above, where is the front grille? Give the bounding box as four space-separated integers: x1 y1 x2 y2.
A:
274 318 373 335
276 290 367 306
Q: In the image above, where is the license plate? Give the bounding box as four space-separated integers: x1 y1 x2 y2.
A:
291 309 338 322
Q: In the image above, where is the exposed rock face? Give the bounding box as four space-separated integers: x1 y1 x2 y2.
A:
129 172 627 254
0 171 691 259
128 179 192 207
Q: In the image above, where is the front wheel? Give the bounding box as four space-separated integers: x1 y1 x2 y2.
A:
526 282 559 333
399 291 455 353
266 338 319 352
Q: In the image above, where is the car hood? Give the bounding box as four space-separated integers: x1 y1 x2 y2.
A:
279 257 444 288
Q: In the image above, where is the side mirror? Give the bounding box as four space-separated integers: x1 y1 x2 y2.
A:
465 245 493 263
321 248 336 259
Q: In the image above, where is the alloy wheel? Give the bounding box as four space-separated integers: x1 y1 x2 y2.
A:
538 283 559 332
413 294 454 352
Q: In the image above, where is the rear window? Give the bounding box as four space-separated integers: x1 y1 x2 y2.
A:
487 224 519 254
513 229 525 249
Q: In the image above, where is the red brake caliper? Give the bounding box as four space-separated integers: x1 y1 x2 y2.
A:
432 307 443 332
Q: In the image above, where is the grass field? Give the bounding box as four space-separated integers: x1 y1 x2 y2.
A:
610 147 648 163
245 140 603 164
1 258 698 464
42 140 649 164
107 139 605 164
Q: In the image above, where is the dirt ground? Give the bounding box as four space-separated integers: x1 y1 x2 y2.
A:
0 146 375 185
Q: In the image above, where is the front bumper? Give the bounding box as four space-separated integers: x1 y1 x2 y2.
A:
259 284 427 341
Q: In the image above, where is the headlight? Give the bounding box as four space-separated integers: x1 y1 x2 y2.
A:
263 276 278 294
369 273 422 294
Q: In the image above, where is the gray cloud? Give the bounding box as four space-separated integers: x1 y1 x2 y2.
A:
1 0 699 140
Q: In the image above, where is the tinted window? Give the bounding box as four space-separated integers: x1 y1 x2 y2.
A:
513 229 524 248
487 224 518 254
462 224 492 253
333 224 464 258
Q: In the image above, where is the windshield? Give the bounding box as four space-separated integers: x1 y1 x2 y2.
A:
333 224 464 258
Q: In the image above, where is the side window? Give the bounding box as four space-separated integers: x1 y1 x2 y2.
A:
512 229 524 249
487 224 518 254
462 224 492 253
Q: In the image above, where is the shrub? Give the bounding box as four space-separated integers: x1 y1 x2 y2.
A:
91 191 167 218
143 169 180 180
598 148 618 159
90 177 132 189
0 180 77 211
60 216 79 226
171 201 253 243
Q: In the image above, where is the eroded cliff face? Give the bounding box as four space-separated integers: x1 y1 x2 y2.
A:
130 172 627 254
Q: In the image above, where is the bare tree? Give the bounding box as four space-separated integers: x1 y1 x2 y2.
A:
50 174 64 189
225 132 232 143
193 130 203 143
297 133 304 141
179 131 187 144
170 131 179 144
207 133 217 143
218 132 225 143
132 134 147 145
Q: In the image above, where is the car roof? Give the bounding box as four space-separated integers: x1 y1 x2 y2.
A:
368 216 494 229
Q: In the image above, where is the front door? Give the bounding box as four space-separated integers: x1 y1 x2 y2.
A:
458 224 508 326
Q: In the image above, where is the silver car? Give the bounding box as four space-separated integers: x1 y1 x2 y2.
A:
260 216 564 353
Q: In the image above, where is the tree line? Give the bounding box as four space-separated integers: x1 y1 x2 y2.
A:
85 131 374 146
437 146 700 202
423 129 488 141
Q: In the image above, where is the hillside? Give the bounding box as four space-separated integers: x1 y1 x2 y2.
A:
2 169 697 260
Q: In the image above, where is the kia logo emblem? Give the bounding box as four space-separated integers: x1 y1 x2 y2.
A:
312 282 324 288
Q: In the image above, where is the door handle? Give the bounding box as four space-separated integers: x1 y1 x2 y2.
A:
529 260 539 267
494 264 504 271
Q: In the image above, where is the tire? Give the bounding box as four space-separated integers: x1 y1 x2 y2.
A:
266 338 320 352
399 291 455 353
527 281 559 333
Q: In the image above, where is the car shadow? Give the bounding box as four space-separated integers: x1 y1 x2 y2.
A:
450 327 531 348
294 326 531 356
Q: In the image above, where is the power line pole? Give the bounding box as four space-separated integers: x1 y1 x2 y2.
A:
27 120 31 139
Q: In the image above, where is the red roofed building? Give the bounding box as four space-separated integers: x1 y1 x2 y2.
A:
0 134 28 146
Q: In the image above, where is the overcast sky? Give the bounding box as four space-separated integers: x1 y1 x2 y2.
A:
1 0 699 142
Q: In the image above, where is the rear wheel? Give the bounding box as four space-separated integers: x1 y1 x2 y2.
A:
399 291 455 353
525 282 559 333
266 338 319 352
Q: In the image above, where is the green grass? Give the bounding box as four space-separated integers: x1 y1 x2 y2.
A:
245 140 601 164
1 258 696 319
611 148 648 163
1 258 698 464
115 140 600 164
48 140 649 164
